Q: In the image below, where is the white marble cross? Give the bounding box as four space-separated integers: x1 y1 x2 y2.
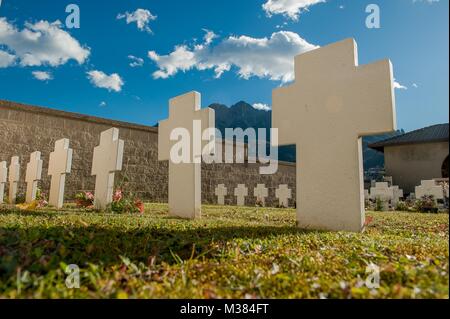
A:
254 184 268 206
158 91 215 219
92 128 124 209
215 184 227 205
8 156 20 204
234 184 248 206
48 138 73 208
370 182 394 201
25 151 43 203
276 184 291 208
0 161 7 203
272 38 396 232
391 185 404 205
415 180 444 200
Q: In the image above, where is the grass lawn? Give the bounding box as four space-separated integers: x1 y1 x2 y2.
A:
0 204 448 299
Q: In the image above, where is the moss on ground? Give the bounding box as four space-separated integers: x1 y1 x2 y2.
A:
0 204 448 299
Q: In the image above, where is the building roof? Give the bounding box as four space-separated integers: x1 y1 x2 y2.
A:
369 123 449 152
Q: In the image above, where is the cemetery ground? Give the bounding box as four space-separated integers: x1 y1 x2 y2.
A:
0 204 448 299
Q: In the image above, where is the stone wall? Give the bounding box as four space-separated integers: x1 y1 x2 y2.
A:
0 100 296 206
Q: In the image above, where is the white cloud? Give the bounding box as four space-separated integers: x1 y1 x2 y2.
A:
148 30 318 83
32 70 53 81
412 83 419 88
262 0 325 20
394 79 407 90
128 55 144 67
87 70 124 92
0 50 15 67
252 103 271 111
0 18 90 67
117 9 157 34
99 101 107 107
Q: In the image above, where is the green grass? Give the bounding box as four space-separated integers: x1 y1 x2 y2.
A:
0 204 448 299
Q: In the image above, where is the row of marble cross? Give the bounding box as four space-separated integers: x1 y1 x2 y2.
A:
0 128 124 209
215 184 292 207
366 180 448 205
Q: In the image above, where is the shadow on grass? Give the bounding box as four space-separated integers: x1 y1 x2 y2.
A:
0 213 317 279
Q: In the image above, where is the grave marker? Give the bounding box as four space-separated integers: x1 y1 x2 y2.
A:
25 151 43 203
254 184 268 206
158 91 215 218
48 138 73 208
391 185 403 205
215 184 227 205
272 38 396 232
8 156 20 204
415 180 444 201
0 161 7 203
92 128 124 209
234 184 248 206
275 184 291 208
370 182 394 201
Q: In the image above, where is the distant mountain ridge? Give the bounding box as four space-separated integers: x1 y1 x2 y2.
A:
209 101 404 169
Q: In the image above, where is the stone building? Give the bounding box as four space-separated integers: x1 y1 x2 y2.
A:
0 100 296 207
369 123 449 193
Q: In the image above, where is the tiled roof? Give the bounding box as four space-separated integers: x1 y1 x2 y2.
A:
369 123 449 152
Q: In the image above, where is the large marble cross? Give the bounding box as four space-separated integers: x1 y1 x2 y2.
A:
25 151 43 203
234 184 248 206
158 91 215 219
276 184 292 208
0 161 7 203
48 138 73 208
8 156 20 204
272 38 396 232
254 184 268 206
215 184 227 205
92 128 124 209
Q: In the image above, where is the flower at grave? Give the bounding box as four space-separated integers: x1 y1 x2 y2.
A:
37 199 48 208
16 201 38 211
113 189 123 202
108 189 144 214
135 200 145 214
75 191 95 208
364 216 374 227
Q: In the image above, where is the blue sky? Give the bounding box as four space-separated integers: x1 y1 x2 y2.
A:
0 0 448 131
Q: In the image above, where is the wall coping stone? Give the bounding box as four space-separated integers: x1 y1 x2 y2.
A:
0 99 158 134
0 99 296 168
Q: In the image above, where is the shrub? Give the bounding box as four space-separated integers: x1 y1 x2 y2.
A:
35 188 48 208
414 195 438 213
75 191 94 208
374 197 385 211
108 189 144 214
395 201 409 212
